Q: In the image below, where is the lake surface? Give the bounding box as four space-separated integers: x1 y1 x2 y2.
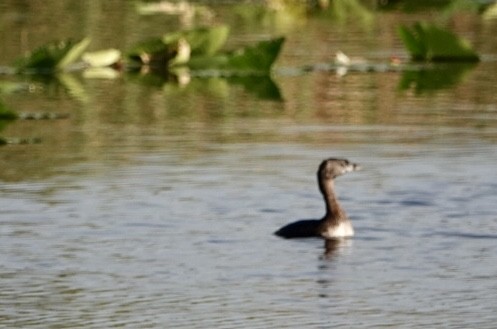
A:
1 1 497 328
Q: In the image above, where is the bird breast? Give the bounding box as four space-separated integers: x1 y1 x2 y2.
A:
321 220 354 239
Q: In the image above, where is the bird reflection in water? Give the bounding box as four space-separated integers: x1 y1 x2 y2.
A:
322 238 352 260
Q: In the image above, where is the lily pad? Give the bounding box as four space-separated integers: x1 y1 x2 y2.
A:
82 49 122 67
187 37 285 74
163 25 229 57
225 37 285 73
398 22 479 62
14 38 91 73
127 37 190 67
56 38 91 70
127 38 170 65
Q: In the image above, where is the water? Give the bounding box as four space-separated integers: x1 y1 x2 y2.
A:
2 138 497 328
2 1 497 328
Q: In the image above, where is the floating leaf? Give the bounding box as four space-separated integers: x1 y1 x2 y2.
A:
398 22 479 62
56 37 91 70
185 55 229 72
398 24 426 61
127 37 190 68
224 37 285 73
168 38 191 67
187 37 285 74
14 41 67 72
14 38 91 73
163 25 229 56
127 37 169 65
128 26 229 68
82 49 121 67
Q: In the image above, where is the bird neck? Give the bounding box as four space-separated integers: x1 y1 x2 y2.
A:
319 179 346 221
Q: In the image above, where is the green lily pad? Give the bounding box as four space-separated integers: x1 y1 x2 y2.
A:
127 37 169 65
398 22 479 62
163 25 229 57
187 37 285 74
127 37 190 67
14 38 91 73
56 38 91 70
82 49 122 67
225 37 285 73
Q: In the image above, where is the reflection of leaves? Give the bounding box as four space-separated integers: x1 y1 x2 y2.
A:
57 74 89 103
398 63 477 93
125 69 175 88
0 101 17 142
398 22 479 62
228 76 282 101
127 70 282 101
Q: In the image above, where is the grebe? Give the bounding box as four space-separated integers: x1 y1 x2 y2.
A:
275 158 360 239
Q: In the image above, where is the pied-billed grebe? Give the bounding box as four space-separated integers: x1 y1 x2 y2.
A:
275 158 360 239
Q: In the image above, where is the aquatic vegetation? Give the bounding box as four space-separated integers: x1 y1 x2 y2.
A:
3 25 285 102
0 101 69 146
318 0 374 28
127 37 182 67
398 22 479 62
186 37 285 74
14 38 91 73
399 63 477 93
0 101 18 121
128 25 284 75
9 25 284 82
82 49 122 68
163 25 229 57
0 101 17 146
